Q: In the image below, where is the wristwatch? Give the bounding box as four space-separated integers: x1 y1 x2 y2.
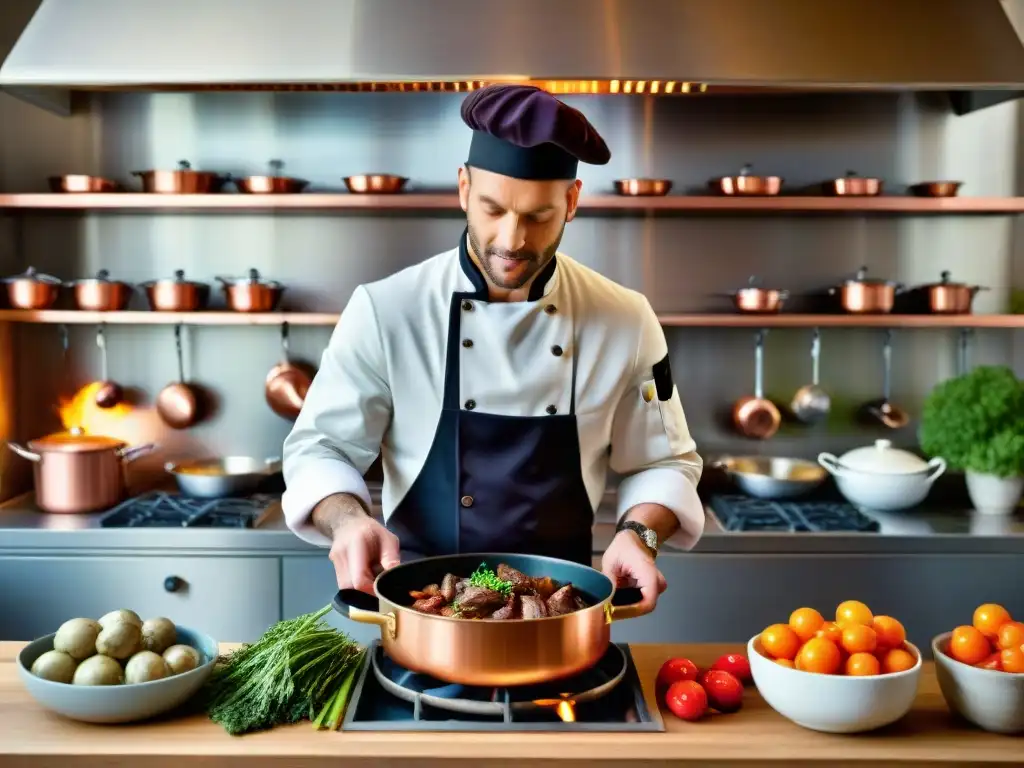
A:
615 520 659 559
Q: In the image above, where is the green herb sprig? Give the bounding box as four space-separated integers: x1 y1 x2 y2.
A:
468 562 513 598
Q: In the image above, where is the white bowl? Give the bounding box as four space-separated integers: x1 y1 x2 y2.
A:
932 632 1024 734
748 635 922 733
17 625 218 724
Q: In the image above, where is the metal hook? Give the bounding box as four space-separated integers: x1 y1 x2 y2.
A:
96 323 108 381
957 328 972 376
174 323 185 383
58 323 69 355
281 321 291 356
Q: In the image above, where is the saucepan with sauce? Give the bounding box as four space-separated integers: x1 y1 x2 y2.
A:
333 552 651 687
165 456 282 498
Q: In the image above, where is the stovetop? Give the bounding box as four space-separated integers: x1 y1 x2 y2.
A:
99 491 275 528
710 494 881 533
342 641 662 732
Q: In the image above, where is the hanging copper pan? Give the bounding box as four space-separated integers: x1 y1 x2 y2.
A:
265 323 314 420
732 331 781 439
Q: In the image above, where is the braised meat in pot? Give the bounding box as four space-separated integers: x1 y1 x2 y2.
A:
408 562 588 620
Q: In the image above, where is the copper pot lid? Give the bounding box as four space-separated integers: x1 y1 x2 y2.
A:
731 275 787 294
840 266 899 287
132 159 222 177
216 268 284 288
68 268 130 286
141 269 207 288
3 266 61 285
920 270 974 289
29 427 126 453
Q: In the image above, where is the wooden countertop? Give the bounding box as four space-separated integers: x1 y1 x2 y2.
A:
0 641 1018 767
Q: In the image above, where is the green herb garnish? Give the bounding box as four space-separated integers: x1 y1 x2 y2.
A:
468 562 513 598
203 605 364 735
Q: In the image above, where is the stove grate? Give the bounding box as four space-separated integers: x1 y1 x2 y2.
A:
98 491 273 528
711 494 880 533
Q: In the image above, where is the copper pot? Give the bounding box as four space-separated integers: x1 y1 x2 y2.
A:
156 324 201 430
823 171 883 197
265 323 312 420
217 268 285 312
7 429 155 514
2 267 62 310
132 160 228 194
141 270 211 312
915 270 987 314
710 164 782 196
48 175 120 193
343 174 409 194
828 267 904 314
613 178 672 196
66 269 134 311
909 181 962 198
333 553 650 687
731 331 781 440
723 276 788 313
234 160 309 194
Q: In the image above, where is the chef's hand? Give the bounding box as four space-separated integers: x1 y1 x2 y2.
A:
329 514 402 594
601 529 667 615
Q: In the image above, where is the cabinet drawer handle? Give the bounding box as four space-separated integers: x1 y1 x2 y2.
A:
164 576 185 593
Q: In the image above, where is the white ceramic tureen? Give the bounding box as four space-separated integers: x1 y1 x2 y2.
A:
817 439 946 512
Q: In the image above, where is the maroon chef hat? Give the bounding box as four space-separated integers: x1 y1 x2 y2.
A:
461 84 611 181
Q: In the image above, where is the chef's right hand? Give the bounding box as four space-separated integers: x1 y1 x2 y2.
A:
328 513 402 594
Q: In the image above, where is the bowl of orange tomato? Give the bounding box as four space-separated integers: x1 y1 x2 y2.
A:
932 602 1024 734
748 600 922 734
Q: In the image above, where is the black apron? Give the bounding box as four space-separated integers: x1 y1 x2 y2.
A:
385 232 595 567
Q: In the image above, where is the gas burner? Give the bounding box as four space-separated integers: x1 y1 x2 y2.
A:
98 491 274 528
711 494 880 533
343 641 662 732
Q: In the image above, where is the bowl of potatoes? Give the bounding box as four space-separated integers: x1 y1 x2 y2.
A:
17 608 218 723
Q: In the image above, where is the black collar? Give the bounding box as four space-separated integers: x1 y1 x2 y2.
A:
458 227 557 302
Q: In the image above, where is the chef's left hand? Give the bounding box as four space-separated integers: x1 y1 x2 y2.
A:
601 529 667 615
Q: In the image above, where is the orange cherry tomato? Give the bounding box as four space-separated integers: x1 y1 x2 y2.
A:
815 621 844 645
841 623 878 655
996 621 1024 651
760 623 801 661
796 637 842 675
880 648 917 674
973 603 1012 639
775 658 795 669
976 652 1003 671
948 625 991 666
872 616 907 650
1000 646 1024 674
845 651 881 676
835 600 873 627
789 607 825 642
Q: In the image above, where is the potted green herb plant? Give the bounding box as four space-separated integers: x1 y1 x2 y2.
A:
919 365 1024 515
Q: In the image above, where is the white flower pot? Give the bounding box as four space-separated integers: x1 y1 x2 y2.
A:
965 471 1024 516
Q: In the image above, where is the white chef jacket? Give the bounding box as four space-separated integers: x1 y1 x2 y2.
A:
282 245 704 549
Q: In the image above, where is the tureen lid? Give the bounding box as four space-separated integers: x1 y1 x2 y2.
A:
837 439 930 474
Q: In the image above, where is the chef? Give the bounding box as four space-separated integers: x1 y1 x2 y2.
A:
282 84 704 615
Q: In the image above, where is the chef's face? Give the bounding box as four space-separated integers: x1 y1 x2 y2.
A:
459 166 582 299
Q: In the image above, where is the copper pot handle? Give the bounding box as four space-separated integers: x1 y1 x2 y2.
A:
117 443 157 463
333 589 397 639
604 587 653 623
7 442 41 462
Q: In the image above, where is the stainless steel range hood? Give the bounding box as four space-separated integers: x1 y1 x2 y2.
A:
4 0 1024 116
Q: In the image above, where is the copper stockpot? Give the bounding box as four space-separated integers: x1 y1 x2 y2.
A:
710 164 782 196
2 267 62 310
823 171 883 197
909 181 962 198
234 160 309 194
613 178 673 196
828 267 904 314
48 175 120 193
915 270 987 314
66 269 134 311
141 270 211 312
132 160 228 194
343 174 409 194
7 429 155 514
732 331 781 440
723 276 789 313
217 268 285 312
333 553 651 687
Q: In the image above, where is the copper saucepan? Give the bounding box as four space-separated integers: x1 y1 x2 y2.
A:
343 174 409 194
217 268 285 313
911 270 987 314
908 180 962 198
828 266 904 314
65 269 134 311
265 322 313 420
333 552 650 687
732 330 781 440
233 160 309 194
613 178 673 196
141 270 211 312
721 275 789 314
710 164 783 196
156 324 200 430
132 160 229 194
48 175 121 193
822 171 883 197
2 267 62 310
92 324 124 410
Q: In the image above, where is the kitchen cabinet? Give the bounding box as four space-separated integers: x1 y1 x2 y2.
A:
0 555 280 643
